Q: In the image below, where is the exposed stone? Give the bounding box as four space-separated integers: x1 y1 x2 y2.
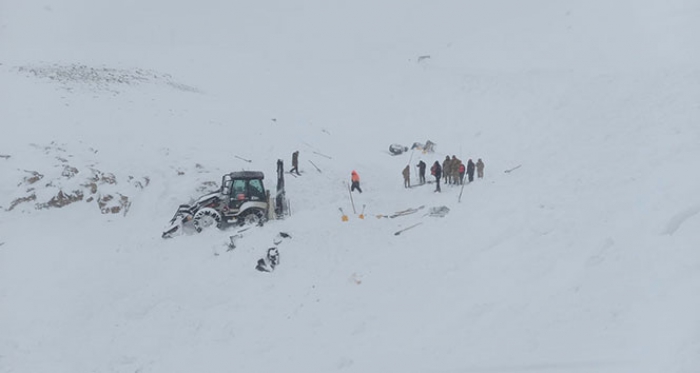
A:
62 165 79 178
97 193 131 215
100 172 117 184
98 194 113 208
24 171 44 185
16 64 200 94
129 176 150 189
38 190 84 209
119 195 131 216
87 169 100 182
82 181 98 194
8 194 37 211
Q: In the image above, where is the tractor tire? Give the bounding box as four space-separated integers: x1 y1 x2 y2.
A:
240 208 266 227
193 207 222 232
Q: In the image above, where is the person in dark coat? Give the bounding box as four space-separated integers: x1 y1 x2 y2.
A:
417 160 426 184
431 161 442 192
290 151 300 175
466 159 476 183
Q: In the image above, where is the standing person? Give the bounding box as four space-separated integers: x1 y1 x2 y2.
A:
417 160 426 184
451 155 462 185
350 170 362 193
402 165 410 188
431 161 442 192
477 158 485 179
466 159 476 183
290 151 300 175
442 156 452 185
458 162 466 184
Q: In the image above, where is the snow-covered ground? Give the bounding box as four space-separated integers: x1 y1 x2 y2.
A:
1 1 700 372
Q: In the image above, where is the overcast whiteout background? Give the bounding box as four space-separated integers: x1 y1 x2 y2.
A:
1 1 700 372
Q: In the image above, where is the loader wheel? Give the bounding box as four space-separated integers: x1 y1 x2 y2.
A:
193 208 222 232
241 209 265 227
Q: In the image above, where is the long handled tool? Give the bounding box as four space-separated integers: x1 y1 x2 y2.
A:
309 160 322 173
394 222 423 236
504 164 522 173
347 182 357 214
359 204 366 219
313 151 332 159
339 207 349 222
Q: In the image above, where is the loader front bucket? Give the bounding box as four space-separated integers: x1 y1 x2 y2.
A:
162 204 194 238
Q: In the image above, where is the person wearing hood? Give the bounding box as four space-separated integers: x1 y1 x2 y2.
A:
476 158 485 179
466 159 476 183
417 160 426 184
431 161 442 192
351 170 362 193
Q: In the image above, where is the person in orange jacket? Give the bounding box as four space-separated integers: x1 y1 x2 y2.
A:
350 170 362 193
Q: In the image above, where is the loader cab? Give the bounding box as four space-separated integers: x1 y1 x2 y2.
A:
221 171 266 211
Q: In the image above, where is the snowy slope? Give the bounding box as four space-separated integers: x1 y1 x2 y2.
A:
1 1 700 372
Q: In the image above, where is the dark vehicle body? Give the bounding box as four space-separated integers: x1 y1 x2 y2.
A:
162 171 270 238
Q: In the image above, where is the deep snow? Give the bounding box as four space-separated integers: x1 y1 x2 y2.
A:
1 1 700 372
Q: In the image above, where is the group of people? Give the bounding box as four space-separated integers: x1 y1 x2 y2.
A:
442 156 484 184
406 156 484 193
348 158 485 194
288 150 483 195
402 156 485 192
